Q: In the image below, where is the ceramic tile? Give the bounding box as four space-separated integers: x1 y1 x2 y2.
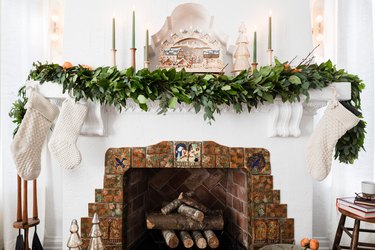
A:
99 189 124 203
202 154 215 168
146 154 159 168
251 190 273 203
104 175 123 189
132 147 146 168
80 217 91 238
159 153 174 168
88 203 109 217
95 189 104 202
267 219 280 243
230 147 245 168
273 190 281 204
252 175 273 190
253 219 268 243
245 148 271 175
174 141 202 167
202 141 218 155
281 218 294 240
253 203 266 218
105 148 131 175
216 154 230 168
266 204 287 218
147 141 173 154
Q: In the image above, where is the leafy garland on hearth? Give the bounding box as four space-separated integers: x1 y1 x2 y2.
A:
9 59 366 164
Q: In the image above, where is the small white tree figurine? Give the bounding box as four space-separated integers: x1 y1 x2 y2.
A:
233 22 251 74
67 219 83 250
88 213 104 250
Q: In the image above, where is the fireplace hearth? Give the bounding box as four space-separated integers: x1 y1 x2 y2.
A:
80 141 295 250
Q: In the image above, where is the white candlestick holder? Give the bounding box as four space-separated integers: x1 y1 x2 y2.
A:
267 49 274 66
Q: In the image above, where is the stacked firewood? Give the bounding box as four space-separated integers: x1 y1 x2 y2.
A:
146 192 224 249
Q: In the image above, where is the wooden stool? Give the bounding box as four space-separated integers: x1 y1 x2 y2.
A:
333 207 375 250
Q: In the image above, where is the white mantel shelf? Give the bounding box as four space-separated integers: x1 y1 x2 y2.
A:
26 81 351 138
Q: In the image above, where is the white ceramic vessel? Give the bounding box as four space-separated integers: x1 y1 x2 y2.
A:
362 181 375 195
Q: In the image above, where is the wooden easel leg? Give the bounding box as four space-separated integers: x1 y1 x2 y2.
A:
24 228 29 250
333 214 346 250
33 179 38 219
17 176 22 222
350 219 360 250
22 180 28 225
22 180 29 249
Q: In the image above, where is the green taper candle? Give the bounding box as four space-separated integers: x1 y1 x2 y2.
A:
132 10 135 48
112 16 116 50
145 29 149 60
253 29 257 63
268 11 272 50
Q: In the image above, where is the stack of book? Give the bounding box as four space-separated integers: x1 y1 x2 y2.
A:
337 197 375 218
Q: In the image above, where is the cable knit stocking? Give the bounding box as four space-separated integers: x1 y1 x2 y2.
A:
306 101 360 181
48 98 88 169
11 91 59 180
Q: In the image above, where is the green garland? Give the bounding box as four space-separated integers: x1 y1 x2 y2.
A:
9 59 366 164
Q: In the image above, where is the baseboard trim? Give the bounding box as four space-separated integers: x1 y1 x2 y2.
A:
313 237 330 250
44 236 62 250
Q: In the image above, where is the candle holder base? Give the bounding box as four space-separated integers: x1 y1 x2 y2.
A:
267 49 274 66
252 63 258 71
111 49 117 67
144 60 150 69
130 48 137 70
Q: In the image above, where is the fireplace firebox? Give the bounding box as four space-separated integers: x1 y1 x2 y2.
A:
80 141 294 250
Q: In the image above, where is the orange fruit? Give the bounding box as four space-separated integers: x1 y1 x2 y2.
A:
284 63 290 70
292 68 302 73
62 61 73 69
300 238 310 247
310 239 319 250
81 64 93 71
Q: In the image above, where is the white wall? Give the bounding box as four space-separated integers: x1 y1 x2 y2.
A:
0 0 54 249
62 0 313 69
60 0 314 247
312 1 374 247
1 0 316 248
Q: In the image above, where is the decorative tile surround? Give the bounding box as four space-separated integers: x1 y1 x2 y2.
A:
80 141 294 249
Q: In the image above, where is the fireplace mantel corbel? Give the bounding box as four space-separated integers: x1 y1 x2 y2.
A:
25 81 351 137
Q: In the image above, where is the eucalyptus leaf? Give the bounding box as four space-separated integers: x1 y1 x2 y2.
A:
168 96 178 109
221 85 231 91
137 94 147 104
289 75 301 85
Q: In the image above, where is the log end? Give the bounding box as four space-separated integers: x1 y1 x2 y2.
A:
196 238 207 249
208 239 219 249
146 219 155 229
183 238 194 248
194 211 204 222
168 235 179 248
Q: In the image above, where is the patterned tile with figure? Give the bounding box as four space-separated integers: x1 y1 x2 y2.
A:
174 141 202 167
245 148 271 175
105 148 131 175
188 142 202 165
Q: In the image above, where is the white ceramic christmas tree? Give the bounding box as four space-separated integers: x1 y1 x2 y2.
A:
67 219 83 250
88 213 104 250
233 22 251 74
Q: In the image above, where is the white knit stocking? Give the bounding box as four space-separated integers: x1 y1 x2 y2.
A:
306 101 360 181
48 98 88 169
11 91 59 180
